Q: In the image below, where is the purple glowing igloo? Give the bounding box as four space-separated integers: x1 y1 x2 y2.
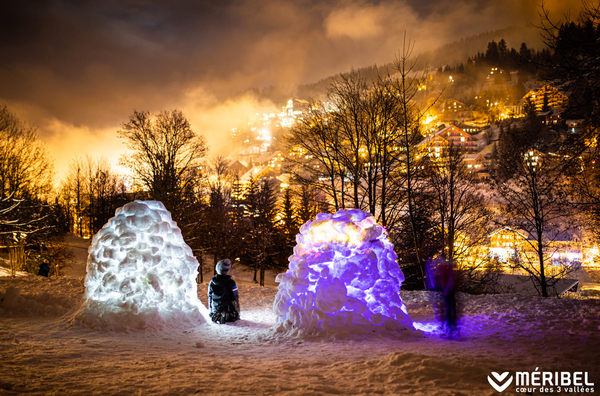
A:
274 209 413 337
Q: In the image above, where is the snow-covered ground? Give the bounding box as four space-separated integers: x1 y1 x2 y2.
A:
1 274 599 395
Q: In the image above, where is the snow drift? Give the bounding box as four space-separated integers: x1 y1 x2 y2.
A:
0 283 78 316
72 200 207 330
274 209 414 337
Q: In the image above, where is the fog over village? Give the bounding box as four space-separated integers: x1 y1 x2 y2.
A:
1 1 599 395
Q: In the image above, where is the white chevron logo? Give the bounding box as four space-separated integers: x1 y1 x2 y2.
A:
487 372 513 392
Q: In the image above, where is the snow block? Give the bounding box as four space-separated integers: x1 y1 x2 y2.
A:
274 209 413 336
73 200 208 331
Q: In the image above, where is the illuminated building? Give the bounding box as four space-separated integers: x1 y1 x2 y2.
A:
443 99 467 113
488 227 528 262
523 85 568 112
418 125 478 157
463 153 488 178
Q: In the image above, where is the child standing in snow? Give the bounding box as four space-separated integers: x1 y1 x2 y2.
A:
208 259 240 324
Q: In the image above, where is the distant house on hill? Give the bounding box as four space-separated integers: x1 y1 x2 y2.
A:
523 149 543 169
565 119 585 134
255 151 285 171
488 227 528 262
443 99 467 113
463 152 488 179
457 123 482 134
418 125 478 157
239 165 280 189
523 85 568 113
285 99 310 117
225 159 248 178
537 106 560 125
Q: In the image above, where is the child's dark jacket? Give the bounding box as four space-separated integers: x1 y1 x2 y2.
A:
208 274 238 314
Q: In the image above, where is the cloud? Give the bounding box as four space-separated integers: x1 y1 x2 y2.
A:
41 118 126 185
0 0 584 182
325 3 387 39
179 87 276 157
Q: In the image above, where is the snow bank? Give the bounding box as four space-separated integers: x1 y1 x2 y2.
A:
274 209 414 338
1 285 73 316
72 200 208 331
0 276 83 316
0 266 28 277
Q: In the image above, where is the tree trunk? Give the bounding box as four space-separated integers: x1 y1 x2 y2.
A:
9 244 25 277
197 253 204 284
253 259 258 283
538 235 548 297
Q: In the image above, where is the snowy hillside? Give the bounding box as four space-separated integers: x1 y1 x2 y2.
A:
1 275 599 395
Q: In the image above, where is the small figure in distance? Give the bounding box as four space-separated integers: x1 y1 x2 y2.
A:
439 258 458 337
208 259 240 324
38 261 50 277
425 257 460 338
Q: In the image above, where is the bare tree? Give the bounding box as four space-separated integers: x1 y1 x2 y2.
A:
60 157 85 237
285 47 438 290
286 69 413 222
0 105 58 276
59 155 128 237
0 105 54 239
386 38 440 286
118 109 208 211
492 143 576 297
327 71 371 211
426 144 491 293
86 157 128 233
0 105 53 201
285 102 348 211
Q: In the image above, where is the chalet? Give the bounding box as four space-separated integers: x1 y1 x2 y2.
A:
523 149 543 169
537 107 560 125
225 159 249 177
566 119 585 134
284 99 310 117
523 85 568 112
418 125 478 158
457 123 482 134
239 165 280 188
488 227 528 262
255 151 285 171
463 153 488 178
443 99 467 113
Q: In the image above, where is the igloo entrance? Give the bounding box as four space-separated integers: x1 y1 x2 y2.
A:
273 209 413 336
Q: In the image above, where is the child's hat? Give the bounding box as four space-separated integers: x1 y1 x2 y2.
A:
216 259 231 275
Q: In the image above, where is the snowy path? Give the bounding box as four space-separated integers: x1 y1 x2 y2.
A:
1 276 599 395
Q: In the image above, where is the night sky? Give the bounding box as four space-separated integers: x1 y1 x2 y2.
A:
0 0 582 179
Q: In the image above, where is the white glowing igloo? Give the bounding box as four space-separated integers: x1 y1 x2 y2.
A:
274 209 413 336
73 200 207 330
